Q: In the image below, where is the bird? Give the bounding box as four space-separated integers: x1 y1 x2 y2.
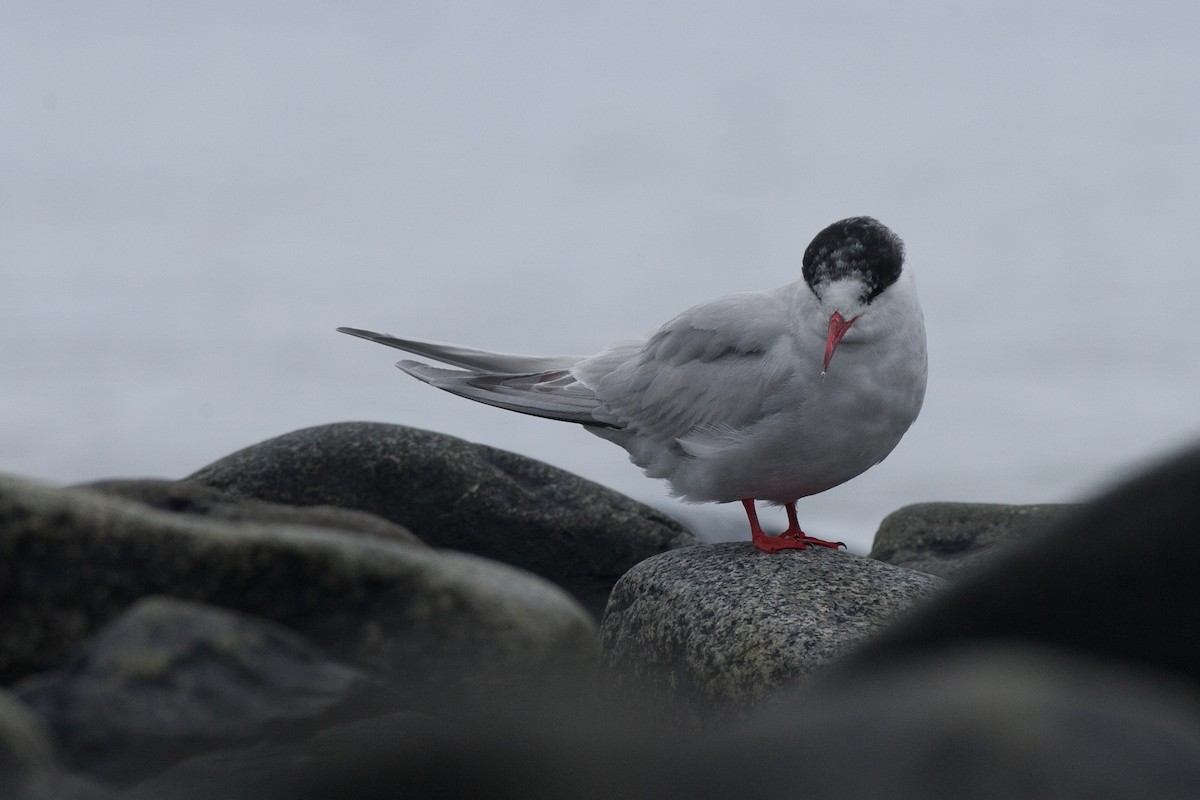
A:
339 216 927 553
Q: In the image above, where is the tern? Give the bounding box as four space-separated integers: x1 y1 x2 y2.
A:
339 217 927 553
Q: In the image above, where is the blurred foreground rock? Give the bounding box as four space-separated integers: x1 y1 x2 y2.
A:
846 441 1200 685
15 596 380 784
187 422 698 618
252 646 1200 800
0 690 56 800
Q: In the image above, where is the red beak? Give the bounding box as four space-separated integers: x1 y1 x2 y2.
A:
823 311 857 374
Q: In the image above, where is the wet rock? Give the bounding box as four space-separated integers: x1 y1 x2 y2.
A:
186 422 698 618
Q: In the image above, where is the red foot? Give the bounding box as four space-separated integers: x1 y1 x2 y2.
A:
752 529 847 553
742 499 846 553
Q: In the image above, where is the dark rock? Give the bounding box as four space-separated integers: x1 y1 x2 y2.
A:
273 686 673 800
45 774 115 800
35 646 1200 800
261 646 1200 800
119 713 461 800
119 685 633 799
15 596 380 783
0 473 597 688
117 742 302 800
599 542 945 715
0 690 56 800
77 479 424 547
870 502 1074 578
185 422 698 618
719 645 1200 799
843 440 1200 689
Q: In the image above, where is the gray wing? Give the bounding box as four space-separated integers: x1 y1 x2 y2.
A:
577 291 801 444
337 327 618 428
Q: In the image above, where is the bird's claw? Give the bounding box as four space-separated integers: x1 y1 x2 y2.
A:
752 530 846 553
780 530 844 549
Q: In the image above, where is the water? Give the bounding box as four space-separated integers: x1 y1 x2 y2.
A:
3 2 1199 552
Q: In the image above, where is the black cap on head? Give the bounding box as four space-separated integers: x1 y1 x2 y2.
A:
801 217 905 303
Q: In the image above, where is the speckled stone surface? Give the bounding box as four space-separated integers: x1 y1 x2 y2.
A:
0 473 597 687
870 502 1075 579
186 422 698 618
599 542 946 713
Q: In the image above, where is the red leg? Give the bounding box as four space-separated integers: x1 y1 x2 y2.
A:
742 499 845 553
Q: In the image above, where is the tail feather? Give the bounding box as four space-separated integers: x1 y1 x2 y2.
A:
337 327 580 373
339 326 621 428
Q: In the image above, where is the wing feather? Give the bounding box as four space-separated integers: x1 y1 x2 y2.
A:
580 291 799 442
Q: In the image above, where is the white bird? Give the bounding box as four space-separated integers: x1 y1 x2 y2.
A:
339 216 927 553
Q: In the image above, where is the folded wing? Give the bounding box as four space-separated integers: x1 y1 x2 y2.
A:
577 291 799 445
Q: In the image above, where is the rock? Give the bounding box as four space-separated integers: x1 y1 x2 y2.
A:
118 713 460 800
870 502 1074 578
35 645 1200 800
0 690 57 800
185 422 698 618
716 645 1200 800
117 742 303 800
77 479 424 547
267 687 672 800
599 542 946 715
45 774 115 800
15 596 381 784
843 440 1200 689
0 473 597 688
258 646 1200 800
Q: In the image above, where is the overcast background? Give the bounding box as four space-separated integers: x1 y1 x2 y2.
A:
3 2 1198 551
